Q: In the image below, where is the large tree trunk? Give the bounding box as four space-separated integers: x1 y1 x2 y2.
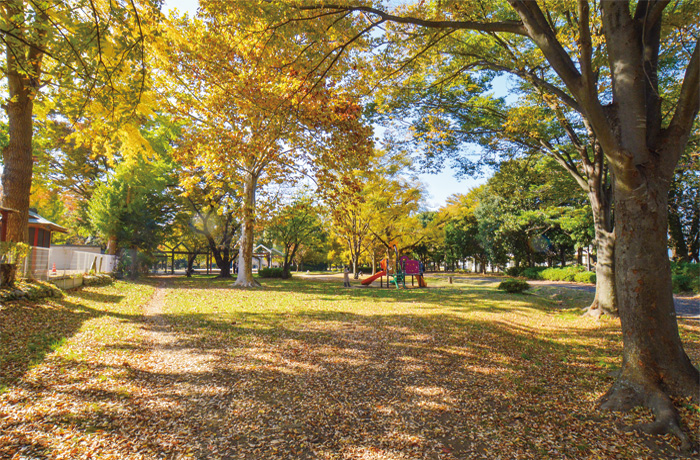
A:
281 244 298 279
106 236 118 255
0 67 35 286
585 184 617 318
0 4 43 288
595 2 699 446
587 229 616 318
599 176 699 449
210 246 232 278
351 253 359 278
234 172 261 287
185 253 197 277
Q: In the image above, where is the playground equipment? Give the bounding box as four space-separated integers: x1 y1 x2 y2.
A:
360 245 427 288
361 270 386 286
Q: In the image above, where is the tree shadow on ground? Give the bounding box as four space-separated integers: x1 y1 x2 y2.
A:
0 284 148 390
1 277 697 460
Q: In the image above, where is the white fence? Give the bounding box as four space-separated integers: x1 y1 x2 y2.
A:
19 246 50 280
70 251 116 274
17 247 116 281
49 245 101 270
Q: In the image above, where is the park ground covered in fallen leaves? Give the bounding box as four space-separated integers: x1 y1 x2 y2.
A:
1 275 699 460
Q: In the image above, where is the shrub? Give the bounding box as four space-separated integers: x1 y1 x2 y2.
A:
539 265 586 282
498 278 530 293
258 267 288 278
671 262 699 294
0 279 63 302
505 266 522 277
83 273 114 287
573 271 596 284
520 267 546 280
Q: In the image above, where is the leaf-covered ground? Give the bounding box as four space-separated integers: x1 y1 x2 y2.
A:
1 275 698 459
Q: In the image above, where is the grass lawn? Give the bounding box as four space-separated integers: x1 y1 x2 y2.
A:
1 275 698 459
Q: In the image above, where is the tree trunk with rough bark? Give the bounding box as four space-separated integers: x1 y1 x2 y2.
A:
106 236 118 256
234 173 261 287
0 3 44 287
585 180 617 318
599 175 699 450
1 69 34 286
185 253 197 277
281 243 298 279
593 2 700 446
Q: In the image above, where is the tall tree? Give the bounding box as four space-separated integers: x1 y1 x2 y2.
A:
267 192 323 279
173 141 242 279
0 0 156 255
257 0 700 445
159 8 372 286
329 186 372 277
89 155 175 271
668 135 700 262
364 152 427 261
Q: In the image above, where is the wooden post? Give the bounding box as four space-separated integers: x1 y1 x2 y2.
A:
171 250 175 275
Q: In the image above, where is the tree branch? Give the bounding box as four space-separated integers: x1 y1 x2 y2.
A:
297 4 528 35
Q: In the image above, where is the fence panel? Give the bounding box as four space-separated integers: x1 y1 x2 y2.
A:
19 246 50 281
70 251 116 274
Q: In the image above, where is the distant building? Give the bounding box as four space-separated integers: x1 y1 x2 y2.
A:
28 210 69 247
0 208 68 247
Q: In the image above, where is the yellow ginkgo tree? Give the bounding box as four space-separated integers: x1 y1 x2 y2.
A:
157 6 372 286
0 0 160 283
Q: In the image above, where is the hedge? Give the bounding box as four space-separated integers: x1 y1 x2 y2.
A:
498 278 530 293
508 265 596 284
0 280 63 302
573 271 596 284
671 262 699 294
257 267 288 278
83 273 114 287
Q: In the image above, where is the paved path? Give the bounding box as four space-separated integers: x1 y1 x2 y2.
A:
528 280 700 319
299 273 700 319
446 275 700 319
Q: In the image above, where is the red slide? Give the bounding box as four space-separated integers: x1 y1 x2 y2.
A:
361 271 386 285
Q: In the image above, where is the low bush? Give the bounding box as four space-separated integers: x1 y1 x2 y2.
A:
258 267 288 278
498 278 530 293
671 262 699 294
540 265 586 281
0 279 63 302
505 267 521 277
83 273 114 287
520 267 546 280
573 271 596 284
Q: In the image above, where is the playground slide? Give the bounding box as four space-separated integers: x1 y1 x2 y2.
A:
361 270 386 285
417 275 428 287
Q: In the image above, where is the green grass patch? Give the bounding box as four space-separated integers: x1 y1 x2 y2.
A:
1 275 697 460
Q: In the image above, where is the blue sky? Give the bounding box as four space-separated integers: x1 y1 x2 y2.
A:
162 0 487 210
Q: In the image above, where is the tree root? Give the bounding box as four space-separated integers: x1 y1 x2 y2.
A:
582 300 618 319
233 278 262 288
583 303 603 319
599 380 694 453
